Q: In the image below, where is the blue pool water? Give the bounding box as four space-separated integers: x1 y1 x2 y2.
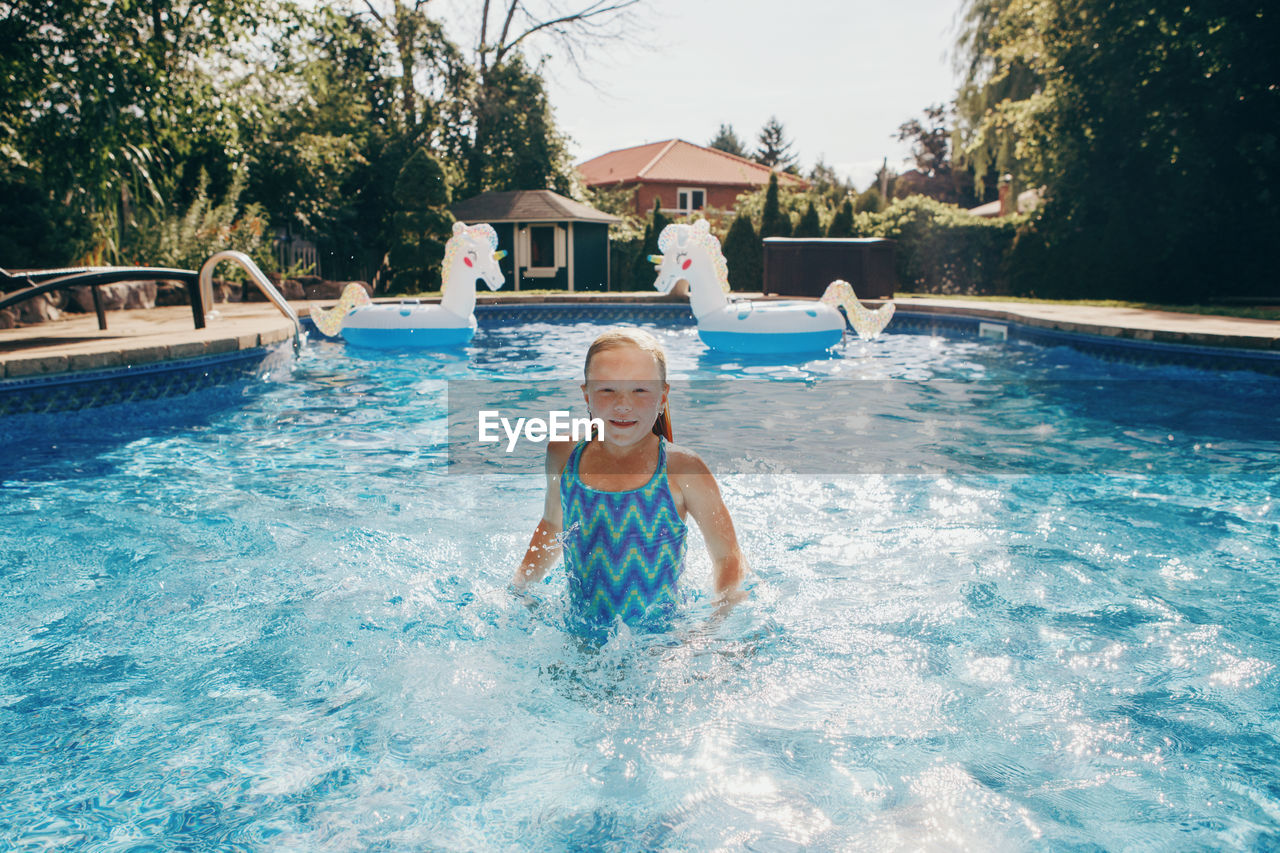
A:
2 320 1279 849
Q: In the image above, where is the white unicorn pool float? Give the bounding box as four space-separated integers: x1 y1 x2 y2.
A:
312 221 507 348
649 219 894 353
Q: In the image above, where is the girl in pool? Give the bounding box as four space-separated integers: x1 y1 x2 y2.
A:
514 328 746 628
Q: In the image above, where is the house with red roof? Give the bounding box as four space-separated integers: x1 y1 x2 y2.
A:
577 139 807 218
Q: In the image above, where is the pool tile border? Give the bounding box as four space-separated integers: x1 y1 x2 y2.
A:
4 300 1279 418
0 344 290 416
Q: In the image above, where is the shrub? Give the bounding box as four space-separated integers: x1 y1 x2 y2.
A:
626 198 668 291
794 202 822 238
722 213 762 292
826 199 854 238
132 168 274 278
854 195 1022 294
759 173 791 239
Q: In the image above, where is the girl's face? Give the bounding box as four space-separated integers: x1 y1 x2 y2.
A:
582 344 668 448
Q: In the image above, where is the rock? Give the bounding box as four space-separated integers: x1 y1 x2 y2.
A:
155 281 192 306
0 308 15 329
65 281 157 313
10 294 62 323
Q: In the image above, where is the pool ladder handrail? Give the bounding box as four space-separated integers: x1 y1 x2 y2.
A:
199 251 303 354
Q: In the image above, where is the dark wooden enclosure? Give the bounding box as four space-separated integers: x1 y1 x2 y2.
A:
762 238 896 299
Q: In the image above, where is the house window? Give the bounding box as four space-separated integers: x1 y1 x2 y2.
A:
529 225 556 268
677 188 706 213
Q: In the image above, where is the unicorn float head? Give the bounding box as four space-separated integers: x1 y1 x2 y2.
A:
312 221 508 348
649 219 731 319
647 218 895 353
439 221 507 320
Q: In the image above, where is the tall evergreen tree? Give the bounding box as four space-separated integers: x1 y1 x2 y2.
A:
631 197 670 291
826 199 855 237
759 173 791 239
754 116 797 170
722 213 762 292
709 123 747 157
388 148 454 293
794 202 822 238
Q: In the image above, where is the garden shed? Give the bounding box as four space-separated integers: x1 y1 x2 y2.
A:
449 190 621 291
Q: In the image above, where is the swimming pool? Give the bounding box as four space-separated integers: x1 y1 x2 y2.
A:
2 316 1278 849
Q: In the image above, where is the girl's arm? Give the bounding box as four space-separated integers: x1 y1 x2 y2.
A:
514 441 572 588
672 451 747 610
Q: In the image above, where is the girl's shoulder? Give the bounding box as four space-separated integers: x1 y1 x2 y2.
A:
545 438 578 475
663 441 712 477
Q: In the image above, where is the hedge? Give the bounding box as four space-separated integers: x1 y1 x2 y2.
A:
854 195 1022 295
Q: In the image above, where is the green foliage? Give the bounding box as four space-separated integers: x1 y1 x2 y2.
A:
794 203 822 238
722 214 762 292
807 158 855 200
955 0 1280 300
0 170 90 267
709 124 747 157
853 195 1022 294
462 55 574 197
626 199 670 292
856 187 885 214
388 149 454 293
0 0 280 265
132 169 274 276
754 116 797 171
759 174 792 239
826 200 855 238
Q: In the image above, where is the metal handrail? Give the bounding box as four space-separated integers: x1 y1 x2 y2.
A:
199 251 302 353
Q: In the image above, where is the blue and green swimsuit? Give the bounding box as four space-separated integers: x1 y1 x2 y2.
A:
559 438 688 627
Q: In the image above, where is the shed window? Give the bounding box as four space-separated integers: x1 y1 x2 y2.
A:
529 225 556 268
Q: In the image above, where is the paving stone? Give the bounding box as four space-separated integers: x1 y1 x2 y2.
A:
5 355 70 376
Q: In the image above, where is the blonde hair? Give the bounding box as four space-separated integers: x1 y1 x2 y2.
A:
583 328 672 440
584 328 668 383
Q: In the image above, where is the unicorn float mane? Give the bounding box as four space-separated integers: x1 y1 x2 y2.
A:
441 222 500 297
658 219 731 294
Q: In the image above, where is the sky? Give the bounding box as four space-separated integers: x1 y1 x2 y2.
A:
441 0 968 192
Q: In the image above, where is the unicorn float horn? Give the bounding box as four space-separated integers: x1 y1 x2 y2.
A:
819 280 896 341
312 282 373 337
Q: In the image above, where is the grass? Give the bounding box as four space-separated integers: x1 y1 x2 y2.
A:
897 292 1280 321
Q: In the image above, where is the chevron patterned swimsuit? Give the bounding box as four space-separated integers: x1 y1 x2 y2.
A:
560 438 689 628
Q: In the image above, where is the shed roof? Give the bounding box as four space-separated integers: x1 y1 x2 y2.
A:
577 139 808 189
449 190 621 224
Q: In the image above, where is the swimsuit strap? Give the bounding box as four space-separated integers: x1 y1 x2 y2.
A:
564 436 668 494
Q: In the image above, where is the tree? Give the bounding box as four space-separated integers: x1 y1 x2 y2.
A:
807 157 853 203
794 202 822 238
722 213 762 292
462 0 640 194
759 173 791 239
952 0 1045 197
0 0 276 264
631 198 669 291
461 54 573 196
388 148 454 293
956 0 1280 300
856 187 884 214
754 116 797 171
897 105 950 178
826 199 855 238
709 123 747 157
